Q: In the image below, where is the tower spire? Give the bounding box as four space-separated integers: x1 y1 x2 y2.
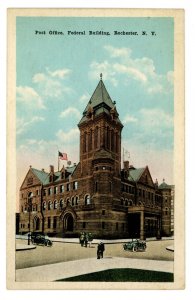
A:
100 73 102 80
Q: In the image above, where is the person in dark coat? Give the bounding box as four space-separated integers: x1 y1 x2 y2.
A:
97 242 105 259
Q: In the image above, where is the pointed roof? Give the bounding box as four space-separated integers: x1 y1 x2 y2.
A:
30 165 77 185
31 168 48 184
129 168 145 182
158 179 172 190
79 76 122 125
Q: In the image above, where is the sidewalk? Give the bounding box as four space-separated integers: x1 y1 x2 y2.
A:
16 256 173 282
16 235 174 245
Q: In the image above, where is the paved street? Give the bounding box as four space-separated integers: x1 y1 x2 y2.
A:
16 239 174 270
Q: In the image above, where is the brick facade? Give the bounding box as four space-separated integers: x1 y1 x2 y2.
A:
18 78 174 239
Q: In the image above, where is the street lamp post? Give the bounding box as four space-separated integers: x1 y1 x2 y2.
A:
27 197 32 245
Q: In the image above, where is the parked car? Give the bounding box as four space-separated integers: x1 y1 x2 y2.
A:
123 239 146 252
31 233 53 247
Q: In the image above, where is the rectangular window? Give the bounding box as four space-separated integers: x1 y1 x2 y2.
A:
54 186 58 194
102 210 105 215
116 222 118 231
73 181 78 190
53 217 57 229
48 217 51 229
60 185 64 193
83 222 86 229
67 183 70 191
36 190 39 196
102 222 105 229
43 189 46 196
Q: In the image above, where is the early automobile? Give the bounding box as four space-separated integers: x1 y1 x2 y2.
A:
123 239 146 252
31 233 53 247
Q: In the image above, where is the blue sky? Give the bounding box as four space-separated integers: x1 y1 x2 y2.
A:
16 16 174 192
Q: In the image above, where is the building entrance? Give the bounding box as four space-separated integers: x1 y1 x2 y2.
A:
64 214 74 232
128 213 140 239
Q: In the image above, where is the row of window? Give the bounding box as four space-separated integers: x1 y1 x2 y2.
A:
43 181 78 196
121 184 135 194
21 195 92 213
82 127 119 153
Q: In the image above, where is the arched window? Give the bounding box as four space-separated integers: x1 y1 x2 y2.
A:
129 200 133 206
94 127 99 149
43 201 46 210
60 199 64 209
85 195 91 205
54 200 58 209
121 198 124 205
75 196 79 206
88 129 93 151
107 127 110 149
115 132 118 153
83 131 87 153
111 129 114 151
125 199 128 206
66 197 70 205
72 197 74 206
48 201 52 210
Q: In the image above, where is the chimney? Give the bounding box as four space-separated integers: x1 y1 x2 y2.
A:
123 161 129 170
50 165 54 173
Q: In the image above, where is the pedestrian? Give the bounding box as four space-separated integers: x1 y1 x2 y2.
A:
97 241 105 259
79 232 85 247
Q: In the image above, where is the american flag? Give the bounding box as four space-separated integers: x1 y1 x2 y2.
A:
58 151 68 161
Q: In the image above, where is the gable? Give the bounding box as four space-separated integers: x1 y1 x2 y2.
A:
138 167 154 187
20 168 43 190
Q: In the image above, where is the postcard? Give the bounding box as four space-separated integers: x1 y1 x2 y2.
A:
7 8 184 290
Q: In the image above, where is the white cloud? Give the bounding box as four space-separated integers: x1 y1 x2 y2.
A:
104 45 132 58
60 107 81 119
139 108 173 129
16 86 45 109
16 116 45 135
123 114 138 124
56 128 80 144
113 63 147 83
89 45 173 95
32 67 73 99
89 61 118 86
32 73 47 83
79 93 90 103
47 68 72 79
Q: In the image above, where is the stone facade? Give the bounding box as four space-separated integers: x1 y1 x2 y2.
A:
18 78 174 239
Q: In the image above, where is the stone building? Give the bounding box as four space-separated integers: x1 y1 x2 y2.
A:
18 76 174 239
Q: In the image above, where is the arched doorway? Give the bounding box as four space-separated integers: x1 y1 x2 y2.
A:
33 216 40 231
64 214 74 231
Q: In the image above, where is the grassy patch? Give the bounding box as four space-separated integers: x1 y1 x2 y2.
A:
56 268 174 282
